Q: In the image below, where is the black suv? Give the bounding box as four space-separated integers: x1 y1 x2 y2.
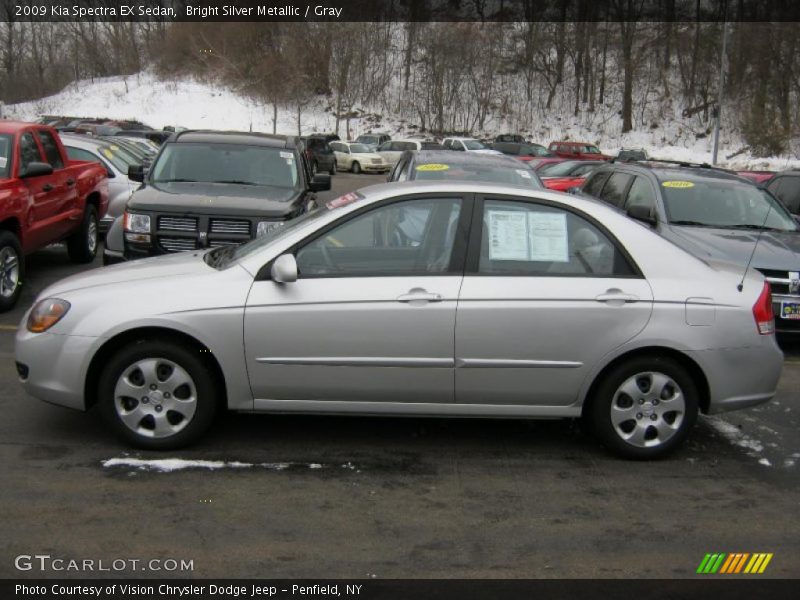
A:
104 131 331 263
302 135 337 175
579 160 800 334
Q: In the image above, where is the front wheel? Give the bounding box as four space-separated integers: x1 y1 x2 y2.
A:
67 204 98 263
588 356 698 459
330 161 337 175
98 339 219 449
351 161 361 174
0 230 24 313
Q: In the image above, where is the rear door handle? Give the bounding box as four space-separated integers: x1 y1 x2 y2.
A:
396 289 443 303
66 178 75 187
41 184 53 192
595 289 639 304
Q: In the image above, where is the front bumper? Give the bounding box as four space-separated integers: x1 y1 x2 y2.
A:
15 328 100 411
362 164 389 173
99 215 114 235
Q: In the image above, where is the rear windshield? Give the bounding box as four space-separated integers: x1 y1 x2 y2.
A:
412 162 541 188
151 143 300 189
662 177 798 231
0 134 11 178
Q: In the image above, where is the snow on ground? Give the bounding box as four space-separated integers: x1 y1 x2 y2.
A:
103 457 326 472
5 71 800 171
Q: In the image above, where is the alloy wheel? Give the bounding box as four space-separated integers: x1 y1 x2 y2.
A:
610 371 686 448
0 246 20 299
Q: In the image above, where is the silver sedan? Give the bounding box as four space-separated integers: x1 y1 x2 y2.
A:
14 182 783 458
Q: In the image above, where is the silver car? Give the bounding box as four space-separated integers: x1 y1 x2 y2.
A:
14 182 783 458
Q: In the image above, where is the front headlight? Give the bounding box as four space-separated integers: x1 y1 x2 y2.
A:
257 221 284 237
27 298 70 333
123 211 151 233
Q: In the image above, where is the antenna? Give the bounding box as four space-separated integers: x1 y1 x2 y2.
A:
737 195 775 292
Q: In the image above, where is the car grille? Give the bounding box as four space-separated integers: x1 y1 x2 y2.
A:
371 158 382 164
158 216 198 232
757 268 799 296
210 219 250 235
159 237 197 252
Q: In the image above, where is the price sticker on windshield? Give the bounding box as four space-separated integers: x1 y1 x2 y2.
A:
416 164 449 171
662 180 695 189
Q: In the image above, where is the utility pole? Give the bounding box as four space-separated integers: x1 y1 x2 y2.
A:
712 13 729 165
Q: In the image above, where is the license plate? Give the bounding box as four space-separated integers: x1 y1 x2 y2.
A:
780 301 800 319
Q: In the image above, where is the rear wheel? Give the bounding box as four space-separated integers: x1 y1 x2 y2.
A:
329 161 337 175
589 356 698 459
0 231 24 313
352 161 361 174
98 339 219 449
67 204 98 263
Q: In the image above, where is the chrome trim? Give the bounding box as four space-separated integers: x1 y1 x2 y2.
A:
255 356 454 367
455 358 583 368
252 398 581 418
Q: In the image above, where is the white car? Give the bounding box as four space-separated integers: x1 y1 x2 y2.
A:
442 137 502 155
377 139 441 167
330 141 389 174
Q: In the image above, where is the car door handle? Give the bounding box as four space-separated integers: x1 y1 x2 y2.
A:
66 178 75 187
41 184 53 192
595 289 639 304
396 289 443 303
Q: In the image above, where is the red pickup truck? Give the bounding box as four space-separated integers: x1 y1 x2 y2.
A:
0 121 109 311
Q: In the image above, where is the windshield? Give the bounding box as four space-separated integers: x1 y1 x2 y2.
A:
349 144 371 153
540 161 586 177
0 134 10 178
151 143 300 188
524 145 550 157
663 178 798 231
96 144 138 172
464 139 487 150
357 136 377 144
412 163 541 188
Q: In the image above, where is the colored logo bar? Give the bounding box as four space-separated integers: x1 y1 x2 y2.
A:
697 553 773 574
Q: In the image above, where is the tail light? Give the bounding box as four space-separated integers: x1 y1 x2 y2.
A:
753 281 775 335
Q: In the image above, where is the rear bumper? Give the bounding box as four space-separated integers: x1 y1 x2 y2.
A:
687 341 783 414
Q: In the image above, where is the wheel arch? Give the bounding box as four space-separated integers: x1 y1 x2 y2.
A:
0 217 23 245
84 326 228 411
580 346 711 416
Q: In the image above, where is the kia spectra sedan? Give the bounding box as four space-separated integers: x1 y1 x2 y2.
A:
15 182 783 458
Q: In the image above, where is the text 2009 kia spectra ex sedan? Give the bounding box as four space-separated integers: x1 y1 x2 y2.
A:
15 182 783 458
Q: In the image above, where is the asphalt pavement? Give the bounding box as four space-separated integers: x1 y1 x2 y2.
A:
1 172 798 579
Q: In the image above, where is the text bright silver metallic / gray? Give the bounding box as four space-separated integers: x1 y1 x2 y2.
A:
14 182 783 458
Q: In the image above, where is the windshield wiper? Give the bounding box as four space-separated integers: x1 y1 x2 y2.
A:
210 179 259 185
670 220 715 227
154 178 198 183
204 245 236 269
722 224 785 232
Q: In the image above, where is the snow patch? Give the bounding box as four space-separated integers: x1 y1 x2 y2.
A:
103 457 335 472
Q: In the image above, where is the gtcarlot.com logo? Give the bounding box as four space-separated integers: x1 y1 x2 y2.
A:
697 552 773 574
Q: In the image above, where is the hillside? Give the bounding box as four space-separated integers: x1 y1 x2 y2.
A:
5 71 800 172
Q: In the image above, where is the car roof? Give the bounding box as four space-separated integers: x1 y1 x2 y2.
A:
411 150 530 168
0 121 53 134
600 161 753 184
59 133 111 148
173 130 299 148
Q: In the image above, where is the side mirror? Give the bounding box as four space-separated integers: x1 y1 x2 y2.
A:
20 161 53 178
310 173 331 192
627 204 657 226
128 164 145 182
271 254 298 283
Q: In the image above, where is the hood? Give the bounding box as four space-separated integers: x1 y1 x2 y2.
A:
666 225 800 272
40 251 211 297
128 182 301 218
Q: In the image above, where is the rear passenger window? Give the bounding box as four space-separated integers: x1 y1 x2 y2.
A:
36 130 64 169
773 176 800 214
599 173 633 207
478 199 635 277
583 172 610 197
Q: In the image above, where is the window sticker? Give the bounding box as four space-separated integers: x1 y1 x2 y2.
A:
326 192 361 210
0 157 7 169
102 148 114 160
487 209 569 262
662 180 695 189
280 151 293 159
416 163 449 172
516 169 532 179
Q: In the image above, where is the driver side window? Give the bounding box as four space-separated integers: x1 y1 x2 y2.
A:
296 198 462 277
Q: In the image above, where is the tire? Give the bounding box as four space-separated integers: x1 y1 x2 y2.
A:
352 161 361 174
67 204 98 264
98 339 219 450
329 161 337 175
588 356 699 459
0 230 24 313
